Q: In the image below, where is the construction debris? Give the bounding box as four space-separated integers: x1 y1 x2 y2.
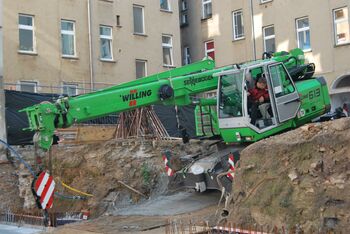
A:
117 180 148 199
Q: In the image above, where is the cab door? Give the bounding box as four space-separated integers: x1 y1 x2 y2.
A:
267 63 300 123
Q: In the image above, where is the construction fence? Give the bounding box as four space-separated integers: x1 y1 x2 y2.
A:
0 209 84 227
4 89 197 145
164 219 342 234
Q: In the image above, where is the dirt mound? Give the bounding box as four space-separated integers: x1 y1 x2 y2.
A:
229 118 350 232
48 139 212 217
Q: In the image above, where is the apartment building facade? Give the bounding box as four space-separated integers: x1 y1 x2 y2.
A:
0 0 6 143
2 0 181 94
180 0 350 108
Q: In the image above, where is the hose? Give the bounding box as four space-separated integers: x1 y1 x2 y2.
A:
0 139 87 201
58 179 93 197
0 139 36 177
54 192 87 200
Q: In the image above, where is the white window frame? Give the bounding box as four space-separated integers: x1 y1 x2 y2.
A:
206 91 217 98
183 46 191 65
18 14 36 53
232 10 244 40
296 17 311 52
18 81 38 93
160 0 171 11
333 7 350 45
133 5 145 35
202 0 212 19
61 20 77 57
62 83 78 96
204 40 214 59
263 25 275 52
181 0 187 11
135 59 148 79
99 25 113 61
260 0 273 3
162 35 174 66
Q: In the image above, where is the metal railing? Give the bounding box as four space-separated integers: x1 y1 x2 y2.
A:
0 209 44 226
164 218 341 234
4 82 117 95
0 209 84 227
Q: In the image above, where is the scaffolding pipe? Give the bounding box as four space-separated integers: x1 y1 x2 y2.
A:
87 0 94 92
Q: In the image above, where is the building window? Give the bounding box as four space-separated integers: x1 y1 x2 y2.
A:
181 0 187 11
232 10 244 40
260 0 273 3
63 83 78 96
333 7 350 45
18 14 35 52
263 25 275 53
116 15 121 27
133 5 145 34
19 81 37 93
135 60 147 79
202 0 212 19
206 91 217 98
162 35 173 66
181 12 188 25
205 40 215 60
99 25 113 60
160 0 171 11
296 17 311 51
61 20 76 57
183 47 191 65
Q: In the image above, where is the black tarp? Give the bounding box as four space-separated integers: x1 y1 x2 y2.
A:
5 90 60 145
4 90 196 145
153 105 196 138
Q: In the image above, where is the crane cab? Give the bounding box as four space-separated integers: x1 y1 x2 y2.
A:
216 61 304 143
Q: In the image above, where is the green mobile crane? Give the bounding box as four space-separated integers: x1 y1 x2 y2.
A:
21 48 330 193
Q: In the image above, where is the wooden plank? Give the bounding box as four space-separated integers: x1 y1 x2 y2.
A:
57 125 116 145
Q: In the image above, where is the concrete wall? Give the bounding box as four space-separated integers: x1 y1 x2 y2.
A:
3 0 181 93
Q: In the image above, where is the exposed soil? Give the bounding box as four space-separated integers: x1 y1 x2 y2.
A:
2 118 350 233
0 163 23 212
228 118 350 232
48 139 216 217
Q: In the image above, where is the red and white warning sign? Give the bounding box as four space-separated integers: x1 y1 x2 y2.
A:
162 154 174 176
33 171 55 209
227 153 235 180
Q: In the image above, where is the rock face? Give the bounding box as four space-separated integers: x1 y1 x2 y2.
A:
229 118 350 232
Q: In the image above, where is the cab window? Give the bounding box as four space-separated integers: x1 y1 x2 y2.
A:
219 71 244 118
269 64 295 97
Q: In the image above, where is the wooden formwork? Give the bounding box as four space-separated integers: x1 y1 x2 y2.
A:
56 125 117 145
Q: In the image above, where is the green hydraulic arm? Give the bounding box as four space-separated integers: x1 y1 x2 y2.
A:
21 59 237 150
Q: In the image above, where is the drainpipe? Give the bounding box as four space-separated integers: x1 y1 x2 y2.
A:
0 0 7 158
249 0 257 60
87 0 94 92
